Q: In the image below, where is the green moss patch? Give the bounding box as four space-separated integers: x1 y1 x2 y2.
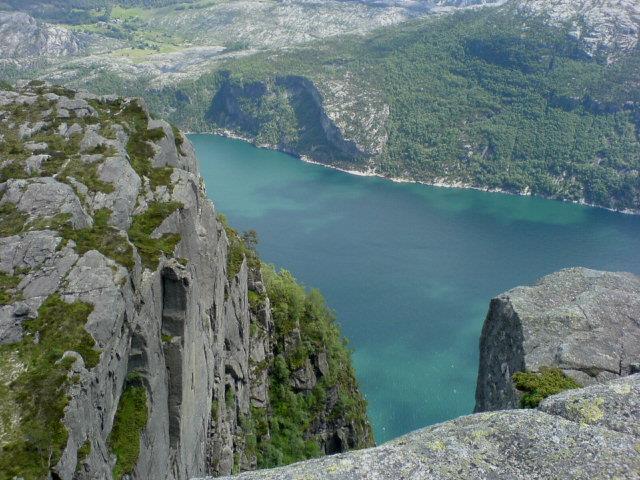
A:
128 201 182 270
0 294 98 478
58 158 115 194
0 202 28 237
0 272 22 306
172 124 187 156
119 101 173 189
108 375 149 479
62 209 134 270
513 367 582 408
76 439 91 471
218 214 260 280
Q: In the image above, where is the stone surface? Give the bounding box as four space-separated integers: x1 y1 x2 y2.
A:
539 373 640 439
475 268 640 411
0 12 83 58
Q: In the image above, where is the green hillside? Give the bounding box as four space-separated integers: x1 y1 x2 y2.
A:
177 7 638 211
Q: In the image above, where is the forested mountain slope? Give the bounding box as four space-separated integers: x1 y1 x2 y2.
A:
184 2 640 212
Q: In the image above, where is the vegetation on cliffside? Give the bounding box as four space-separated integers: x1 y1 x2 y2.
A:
0 295 96 478
218 221 373 470
0 83 373 478
251 265 373 468
108 374 149 479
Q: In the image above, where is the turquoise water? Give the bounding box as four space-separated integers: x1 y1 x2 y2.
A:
190 134 640 444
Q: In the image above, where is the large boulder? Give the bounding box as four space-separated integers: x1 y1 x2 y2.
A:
474 268 640 412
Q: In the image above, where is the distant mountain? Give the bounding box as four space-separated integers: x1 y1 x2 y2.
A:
517 0 640 57
0 12 84 58
178 0 640 212
1 0 639 211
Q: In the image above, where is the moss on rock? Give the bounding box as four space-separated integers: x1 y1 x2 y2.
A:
513 367 581 408
128 201 182 270
108 374 149 479
0 294 97 478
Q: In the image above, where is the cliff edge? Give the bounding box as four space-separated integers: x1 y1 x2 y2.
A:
475 267 640 411
0 82 372 480
206 268 640 480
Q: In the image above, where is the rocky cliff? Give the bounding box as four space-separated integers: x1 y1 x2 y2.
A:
201 267 640 480
0 12 84 59
207 74 382 164
0 82 372 480
475 268 640 411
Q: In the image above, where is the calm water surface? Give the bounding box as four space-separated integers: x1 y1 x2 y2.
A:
190 134 640 443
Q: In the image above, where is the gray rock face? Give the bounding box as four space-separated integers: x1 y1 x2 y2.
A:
209 75 378 163
475 268 640 411
206 375 640 480
0 12 83 58
539 373 640 439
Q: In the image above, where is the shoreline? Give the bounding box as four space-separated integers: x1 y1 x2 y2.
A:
191 129 640 217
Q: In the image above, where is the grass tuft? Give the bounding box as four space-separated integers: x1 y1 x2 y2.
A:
513 367 582 408
108 374 149 479
128 201 182 270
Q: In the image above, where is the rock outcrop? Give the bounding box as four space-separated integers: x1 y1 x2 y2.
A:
0 12 83 58
475 267 640 412
207 74 385 165
517 0 640 57
207 373 640 480
202 269 640 480
0 82 371 480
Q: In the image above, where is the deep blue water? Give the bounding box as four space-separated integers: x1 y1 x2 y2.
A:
190 133 640 443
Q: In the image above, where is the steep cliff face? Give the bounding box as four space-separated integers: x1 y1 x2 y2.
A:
0 82 371 480
475 268 640 412
207 74 382 165
204 269 640 480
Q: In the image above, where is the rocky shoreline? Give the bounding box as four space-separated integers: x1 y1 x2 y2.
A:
207 129 640 216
